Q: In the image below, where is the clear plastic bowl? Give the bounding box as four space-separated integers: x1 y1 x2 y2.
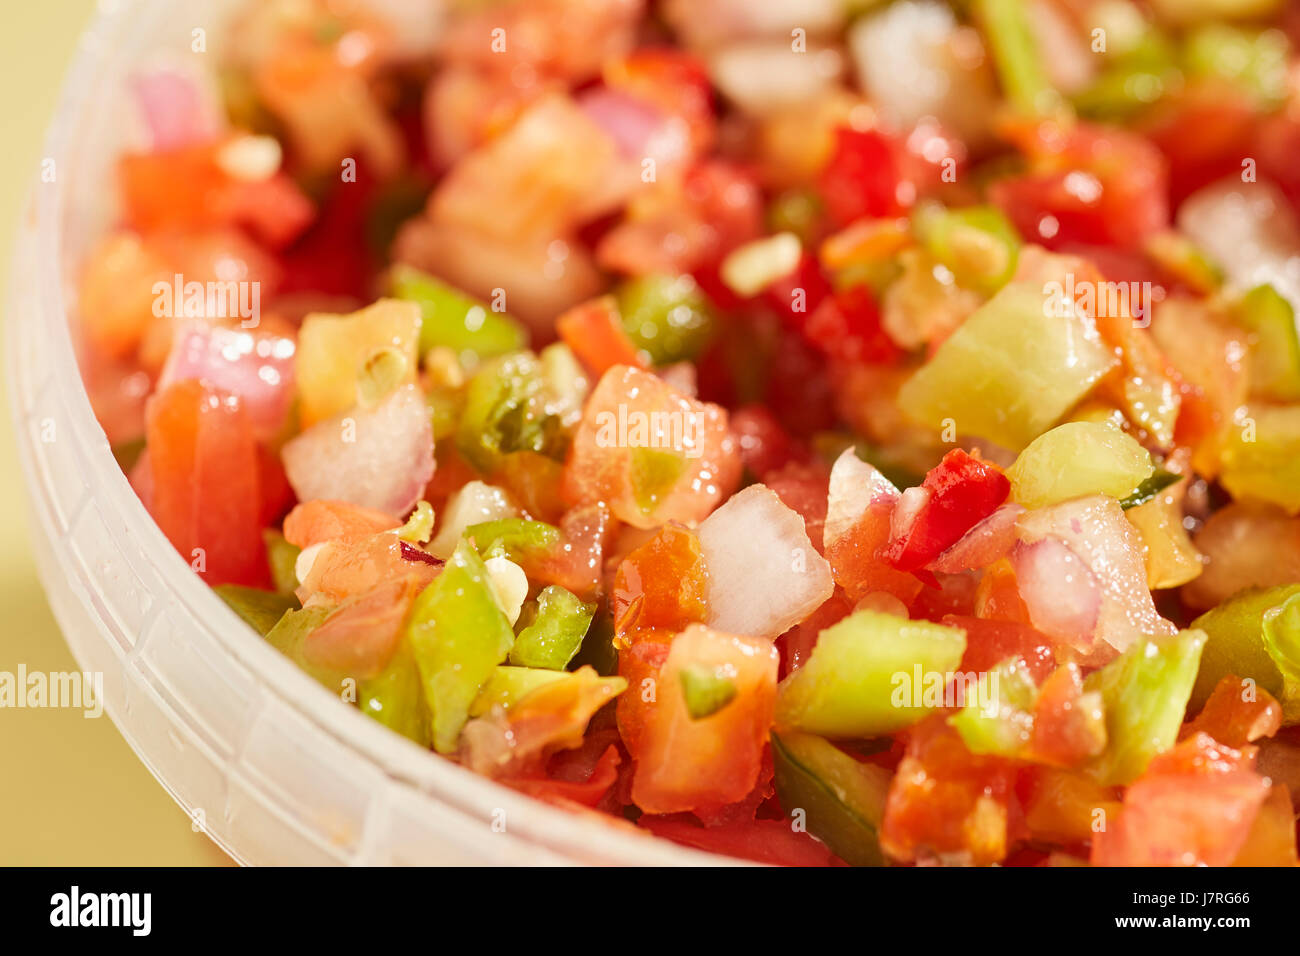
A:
7 0 722 866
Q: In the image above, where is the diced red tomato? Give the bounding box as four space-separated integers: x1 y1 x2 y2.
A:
144 380 270 587
763 461 830 555
881 715 1020 866
728 404 801 481
521 502 617 601
776 589 853 679
616 629 675 756
556 296 648 377
824 494 925 607
1025 663 1107 768
283 499 401 548
991 120 1169 251
564 365 740 530
799 283 901 366
629 624 779 817
639 816 842 867
119 141 313 248
818 126 908 229
610 522 709 642
1143 89 1259 207
885 449 1010 573
302 577 421 679
1019 765 1121 849
763 253 832 327
1092 733 1271 866
1183 674 1284 750
946 614 1056 684
507 742 623 809
974 558 1035 624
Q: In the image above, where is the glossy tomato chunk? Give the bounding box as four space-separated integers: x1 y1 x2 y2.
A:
143 379 269 587
885 449 1010 573
565 365 740 529
629 624 779 817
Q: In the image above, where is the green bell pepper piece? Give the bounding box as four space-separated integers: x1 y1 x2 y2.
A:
1006 421 1155 509
1085 629 1207 785
464 518 560 562
1236 284 1300 402
616 274 716 365
1262 593 1300 723
898 281 1118 450
263 530 302 595
772 731 891 867
1220 404 1300 514
408 540 517 753
359 637 431 746
776 610 967 738
216 585 299 637
509 585 594 670
455 351 569 473
1190 584 1300 710
912 203 1021 296
680 666 738 720
470 665 572 716
391 264 527 362
974 0 1061 115
948 658 1039 757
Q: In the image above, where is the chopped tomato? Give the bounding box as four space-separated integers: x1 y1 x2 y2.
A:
629 624 779 817
885 450 1011 573
119 141 313 248
521 502 617 601
974 558 1035 624
564 365 740 530
610 522 709 641
556 296 648 377
1092 733 1271 867
144 380 270 587
946 614 1056 684
507 742 623 809
302 577 421 679
283 499 402 549
799 283 901 366
639 816 842 867
1183 675 1284 750
991 120 1169 251
728 404 801 481
762 461 830 555
824 490 925 607
1025 663 1107 768
776 589 853 679
818 126 908 229
1019 766 1121 849
882 715 1020 866
616 629 675 757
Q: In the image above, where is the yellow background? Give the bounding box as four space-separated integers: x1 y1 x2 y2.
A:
0 0 226 865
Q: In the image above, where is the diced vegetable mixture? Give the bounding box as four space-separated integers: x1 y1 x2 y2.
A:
79 0 1300 866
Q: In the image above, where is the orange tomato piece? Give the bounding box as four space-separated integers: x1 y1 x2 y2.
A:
882 716 1019 866
629 624 779 817
1182 674 1284 750
144 380 269 587
610 522 709 643
283 499 401 549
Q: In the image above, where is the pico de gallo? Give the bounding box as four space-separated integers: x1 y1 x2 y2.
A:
77 0 1300 866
